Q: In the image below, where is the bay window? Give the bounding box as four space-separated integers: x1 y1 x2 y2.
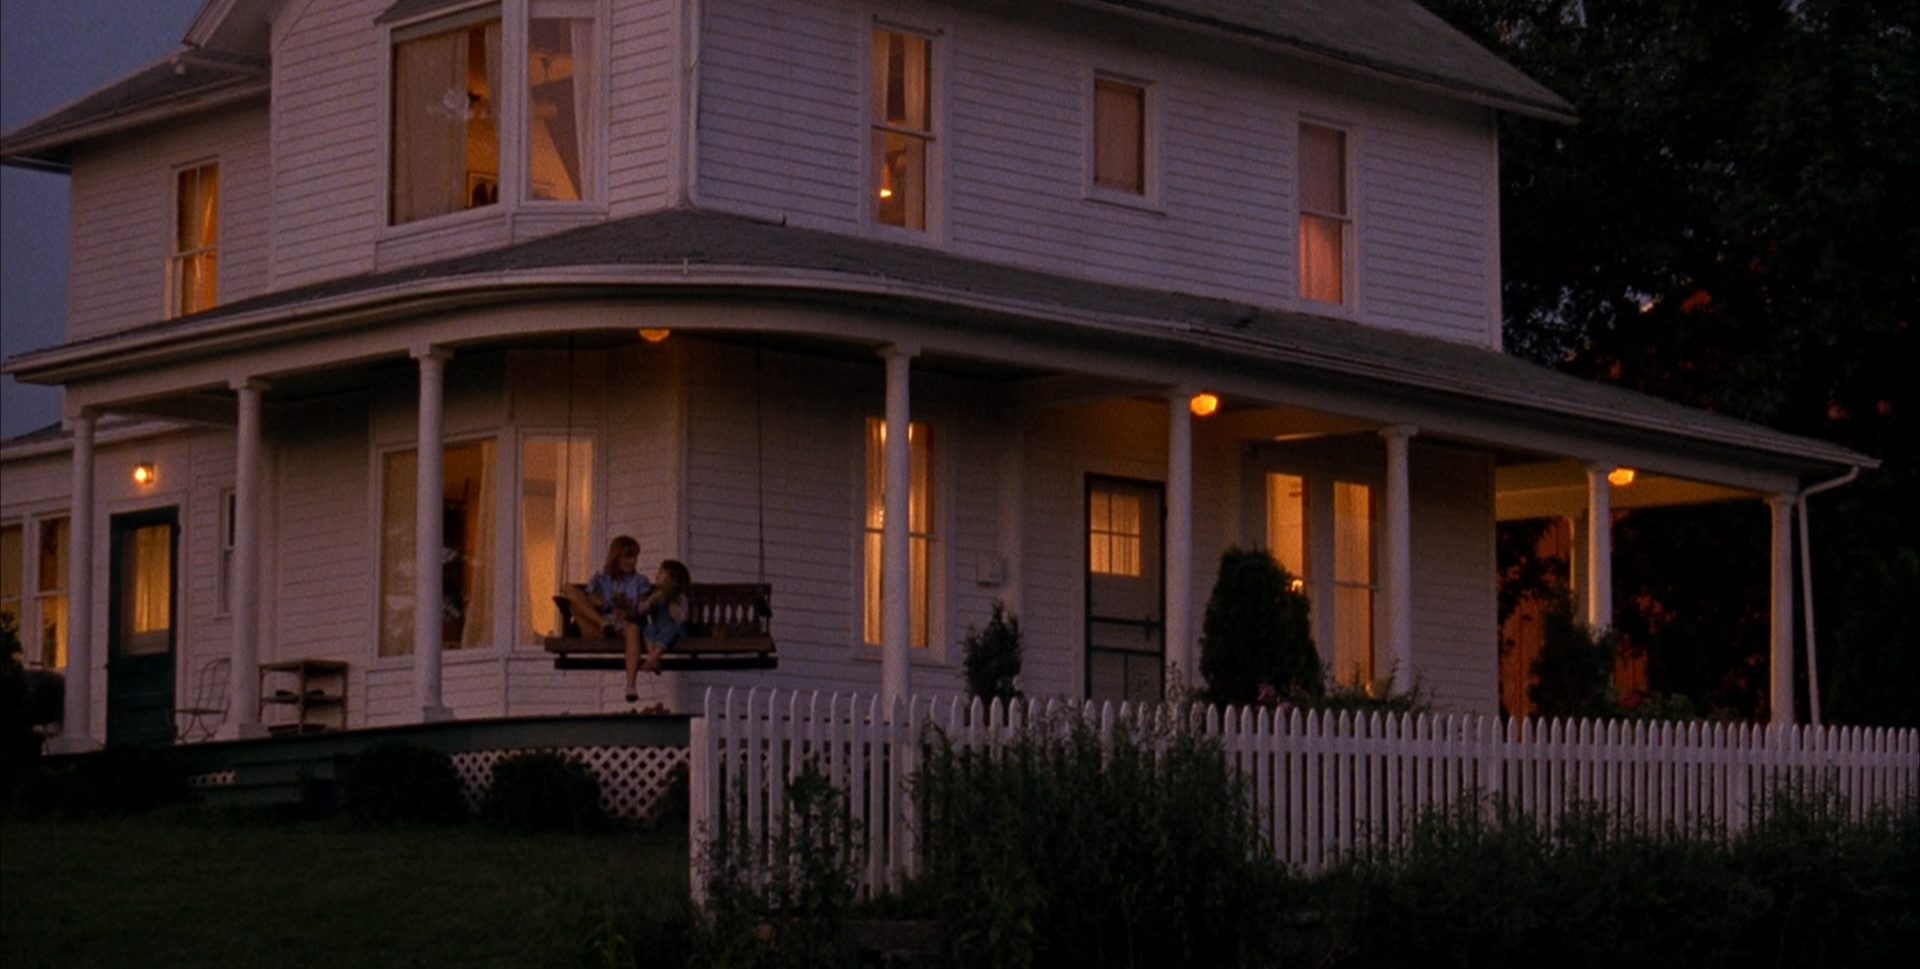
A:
519 434 594 644
391 8 502 224
525 2 596 202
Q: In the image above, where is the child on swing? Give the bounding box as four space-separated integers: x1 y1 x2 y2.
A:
566 536 652 702
635 559 692 679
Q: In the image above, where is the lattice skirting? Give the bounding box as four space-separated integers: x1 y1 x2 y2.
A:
452 745 690 826
188 770 236 789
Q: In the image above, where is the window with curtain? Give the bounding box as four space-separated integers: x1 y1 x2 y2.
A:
379 440 497 656
1299 122 1350 305
871 27 933 231
526 1 595 202
34 518 68 668
121 524 173 657
1 524 20 630
1089 490 1142 577
1092 77 1145 195
1265 473 1308 589
171 162 218 317
863 418 932 649
1331 481 1375 686
520 435 594 644
391 8 502 225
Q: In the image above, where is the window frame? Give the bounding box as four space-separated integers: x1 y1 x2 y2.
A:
1296 117 1359 313
1084 70 1160 210
854 414 948 663
378 0 609 237
1263 468 1378 689
864 20 946 242
167 159 220 319
513 427 601 648
23 514 70 670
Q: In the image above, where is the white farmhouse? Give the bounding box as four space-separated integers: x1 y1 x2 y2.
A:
1 0 1871 751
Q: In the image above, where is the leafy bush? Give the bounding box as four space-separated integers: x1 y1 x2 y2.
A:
0 611 42 798
1303 787 1919 969
340 740 466 827
1528 601 1620 718
1283 677 1432 717
1201 546 1320 705
916 711 1292 968
480 750 605 834
961 602 1023 700
699 760 865 968
13 744 193 819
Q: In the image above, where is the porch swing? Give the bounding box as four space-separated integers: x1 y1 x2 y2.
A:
543 337 776 671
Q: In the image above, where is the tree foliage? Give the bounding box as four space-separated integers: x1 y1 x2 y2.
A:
1427 0 1920 724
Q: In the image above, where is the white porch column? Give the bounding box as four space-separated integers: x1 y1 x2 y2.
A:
221 379 270 738
1768 495 1796 725
1380 426 1416 691
51 410 98 753
413 347 453 722
1584 465 1614 630
880 346 916 710
1165 392 1195 693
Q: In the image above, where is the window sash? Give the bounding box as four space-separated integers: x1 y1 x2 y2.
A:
378 440 497 656
1088 490 1143 577
871 28 933 230
33 518 68 668
863 418 932 648
0 524 20 628
217 489 236 616
171 163 219 317
1092 78 1145 195
525 10 595 202
1298 123 1350 305
391 13 503 225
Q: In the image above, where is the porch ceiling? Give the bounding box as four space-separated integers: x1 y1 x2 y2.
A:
1495 460 1754 521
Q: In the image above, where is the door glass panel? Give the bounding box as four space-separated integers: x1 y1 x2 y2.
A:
119 524 172 657
1087 480 1163 703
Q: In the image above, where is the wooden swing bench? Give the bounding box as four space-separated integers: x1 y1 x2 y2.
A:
543 583 777 671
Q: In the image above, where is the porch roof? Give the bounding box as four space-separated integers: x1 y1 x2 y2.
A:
3 207 1872 477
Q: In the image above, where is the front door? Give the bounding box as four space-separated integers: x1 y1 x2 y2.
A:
1085 477 1164 702
107 508 178 746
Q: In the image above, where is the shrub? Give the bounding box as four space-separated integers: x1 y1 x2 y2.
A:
916 711 1291 968
1528 601 1619 718
1284 677 1432 717
961 602 1023 700
340 740 466 827
0 611 41 798
480 750 605 834
13 744 193 819
699 760 865 968
1200 546 1320 705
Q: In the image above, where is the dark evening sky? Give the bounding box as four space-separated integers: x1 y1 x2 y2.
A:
1 0 208 438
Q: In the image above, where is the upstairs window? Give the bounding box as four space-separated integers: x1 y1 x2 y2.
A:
171 162 219 317
391 8 503 224
525 1 596 202
1092 77 1146 196
871 28 933 231
1299 122 1351 305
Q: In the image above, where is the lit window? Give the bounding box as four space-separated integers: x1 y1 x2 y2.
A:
1092 77 1145 195
379 440 497 655
1298 123 1350 305
34 518 69 668
1265 473 1307 584
871 28 933 231
863 418 933 648
519 435 594 643
171 162 218 317
1089 490 1142 576
0 524 20 632
1331 482 1375 686
120 524 174 656
526 2 596 201
391 8 502 224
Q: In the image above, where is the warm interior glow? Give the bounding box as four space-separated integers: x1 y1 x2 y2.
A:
1189 393 1220 417
1607 467 1637 487
639 328 671 343
132 463 157 487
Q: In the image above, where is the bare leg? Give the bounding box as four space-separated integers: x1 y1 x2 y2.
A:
563 585 607 636
622 626 642 699
644 642 664 675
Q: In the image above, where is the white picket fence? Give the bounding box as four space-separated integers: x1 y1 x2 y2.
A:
687 688 1920 893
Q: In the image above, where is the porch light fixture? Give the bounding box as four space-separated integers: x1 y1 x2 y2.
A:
132 462 158 487
1189 393 1220 417
1607 467 1637 487
639 328 671 344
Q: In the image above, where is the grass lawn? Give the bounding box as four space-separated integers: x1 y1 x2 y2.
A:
1 815 689 969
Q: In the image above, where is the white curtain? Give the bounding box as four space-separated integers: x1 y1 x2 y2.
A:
391 33 465 223
460 441 497 650
570 19 594 198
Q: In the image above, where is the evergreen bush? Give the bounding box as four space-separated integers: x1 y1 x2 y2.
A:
1200 546 1320 705
341 740 466 827
1528 602 1620 718
960 602 1022 700
480 750 605 834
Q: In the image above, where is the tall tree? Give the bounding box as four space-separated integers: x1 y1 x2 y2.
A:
1427 0 1920 723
